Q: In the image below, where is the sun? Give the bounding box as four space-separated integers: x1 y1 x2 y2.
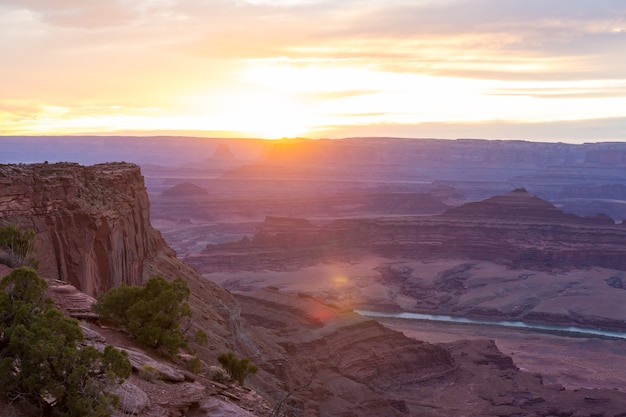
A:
226 94 313 138
180 88 314 139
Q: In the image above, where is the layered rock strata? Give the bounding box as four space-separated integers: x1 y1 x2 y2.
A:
0 162 157 293
234 289 456 417
236 289 626 417
190 189 626 273
0 162 240 351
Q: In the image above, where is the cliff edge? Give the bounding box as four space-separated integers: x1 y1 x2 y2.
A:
0 162 240 350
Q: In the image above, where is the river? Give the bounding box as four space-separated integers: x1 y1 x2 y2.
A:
355 310 626 340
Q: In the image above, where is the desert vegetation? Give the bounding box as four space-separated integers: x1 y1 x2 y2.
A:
217 351 259 386
93 276 192 355
0 267 131 417
0 224 38 269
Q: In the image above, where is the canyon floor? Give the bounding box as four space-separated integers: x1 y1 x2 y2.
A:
198 257 626 394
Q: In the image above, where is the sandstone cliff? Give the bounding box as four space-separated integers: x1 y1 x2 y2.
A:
0 162 157 294
0 162 240 350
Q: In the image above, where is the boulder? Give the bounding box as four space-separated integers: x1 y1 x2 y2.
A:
192 397 257 417
113 381 149 415
122 348 186 382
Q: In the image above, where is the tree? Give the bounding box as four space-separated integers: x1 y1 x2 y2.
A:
0 267 131 416
217 352 259 386
94 276 192 355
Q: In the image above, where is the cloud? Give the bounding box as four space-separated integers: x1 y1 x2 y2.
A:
314 116 626 143
490 85 626 99
298 90 381 101
160 0 626 82
2 0 626 139
0 0 141 28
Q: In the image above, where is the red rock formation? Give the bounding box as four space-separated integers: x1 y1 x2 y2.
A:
236 289 626 417
235 289 456 417
191 189 626 272
0 162 241 353
0 162 158 294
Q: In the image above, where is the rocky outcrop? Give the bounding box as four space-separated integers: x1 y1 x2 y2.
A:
114 382 150 415
235 289 456 417
161 182 210 198
47 281 98 320
0 162 159 294
0 162 241 353
442 188 613 224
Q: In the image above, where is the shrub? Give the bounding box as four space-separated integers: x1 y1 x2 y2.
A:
137 364 160 383
217 352 259 386
0 267 131 417
93 276 192 355
0 224 39 269
194 329 208 347
208 366 230 384
188 355 203 374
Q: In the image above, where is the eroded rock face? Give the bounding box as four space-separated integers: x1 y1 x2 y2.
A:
191 189 626 273
237 290 626 417
235 289 456 417
0 162 158 294
0 162 241 353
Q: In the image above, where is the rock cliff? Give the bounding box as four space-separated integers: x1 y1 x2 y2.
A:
0 162 157 294
234 289 456 417
0 162 240 351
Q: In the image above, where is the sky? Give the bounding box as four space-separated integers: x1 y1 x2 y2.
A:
1 0 626 142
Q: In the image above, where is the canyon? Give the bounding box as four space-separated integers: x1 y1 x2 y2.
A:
187 189 626 333
3 137 626 416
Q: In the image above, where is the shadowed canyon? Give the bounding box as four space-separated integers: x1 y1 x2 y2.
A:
3 136 626 416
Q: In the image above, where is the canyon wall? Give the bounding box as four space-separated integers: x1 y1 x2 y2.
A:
0 162 241 351
190 189 626 273
0 162 160 294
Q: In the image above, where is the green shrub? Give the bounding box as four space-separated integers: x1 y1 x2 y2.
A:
0 267 131 417
94 276 192 355
0 224 39 269
194 329 208 347
217 352 259 386
208 366 230 384
188 355 203 374
137 364 160 383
